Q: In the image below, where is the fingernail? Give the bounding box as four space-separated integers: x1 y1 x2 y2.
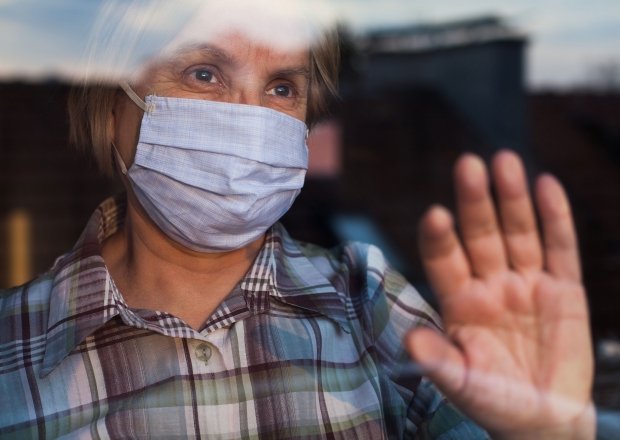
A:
462 155 486 187
499 152 525 188
540 174 569 214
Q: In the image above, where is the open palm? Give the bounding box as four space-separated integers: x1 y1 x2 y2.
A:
406 151 594 439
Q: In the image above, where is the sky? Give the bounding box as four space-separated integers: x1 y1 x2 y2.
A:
0 0 619 89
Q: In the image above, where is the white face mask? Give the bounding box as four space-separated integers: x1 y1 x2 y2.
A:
115 89 308 252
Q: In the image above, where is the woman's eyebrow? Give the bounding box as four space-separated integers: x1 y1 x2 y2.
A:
274 67 310 79
173 43 236 65
197 44 236 64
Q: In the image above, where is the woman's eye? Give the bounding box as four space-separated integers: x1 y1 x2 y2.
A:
193 69 217 83
267 84 294 97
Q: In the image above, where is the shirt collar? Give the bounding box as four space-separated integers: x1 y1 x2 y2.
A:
240 223 350 332
41 196 349 377
41 196 126 377
267 223 350 331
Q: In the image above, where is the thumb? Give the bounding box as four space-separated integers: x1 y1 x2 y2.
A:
405 327 467 397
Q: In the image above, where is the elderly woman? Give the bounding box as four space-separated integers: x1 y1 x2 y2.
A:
0 2 594 439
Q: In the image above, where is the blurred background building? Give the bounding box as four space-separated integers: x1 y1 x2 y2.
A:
1 15 619 414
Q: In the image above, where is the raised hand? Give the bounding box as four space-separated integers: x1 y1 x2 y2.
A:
406 151 595 439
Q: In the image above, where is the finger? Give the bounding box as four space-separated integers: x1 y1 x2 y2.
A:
405 327 466 396
419 205 471 297
455 154 507 276
491 150 543 272
535 174 581 282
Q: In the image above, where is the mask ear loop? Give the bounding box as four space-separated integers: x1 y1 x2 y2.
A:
119 81 154 112
113 82 152 176
111 142 128 176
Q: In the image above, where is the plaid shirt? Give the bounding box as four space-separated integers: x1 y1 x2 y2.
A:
0 196 487 439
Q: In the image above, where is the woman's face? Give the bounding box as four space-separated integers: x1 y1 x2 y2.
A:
112 31 311 165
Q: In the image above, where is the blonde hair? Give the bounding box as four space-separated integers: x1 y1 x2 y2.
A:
68 30 340 176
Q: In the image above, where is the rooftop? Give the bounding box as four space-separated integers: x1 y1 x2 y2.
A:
363 15 526 53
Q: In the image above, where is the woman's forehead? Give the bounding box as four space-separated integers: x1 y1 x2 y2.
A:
81 0 330 84
162 0 323 56
149 33 311 76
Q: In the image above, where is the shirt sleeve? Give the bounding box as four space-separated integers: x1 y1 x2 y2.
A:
353 243 489 439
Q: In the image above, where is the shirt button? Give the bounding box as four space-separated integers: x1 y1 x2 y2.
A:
195 342 213 364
